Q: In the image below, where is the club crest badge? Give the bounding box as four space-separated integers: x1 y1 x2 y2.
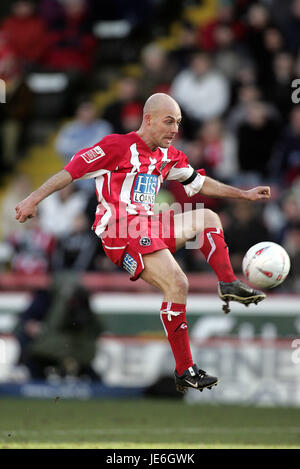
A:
139 236 151 247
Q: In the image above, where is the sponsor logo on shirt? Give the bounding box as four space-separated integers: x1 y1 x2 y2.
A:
81 146 105 163
122 253 137 275
132 173 157 205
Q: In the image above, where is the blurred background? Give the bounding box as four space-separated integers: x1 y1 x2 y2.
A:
0 0 299 407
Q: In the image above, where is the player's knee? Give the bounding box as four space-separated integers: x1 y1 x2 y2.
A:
167 270 189 298
178 272 189 296
204 208 221 228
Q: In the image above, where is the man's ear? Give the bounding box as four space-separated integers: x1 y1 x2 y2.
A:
144 113 151 126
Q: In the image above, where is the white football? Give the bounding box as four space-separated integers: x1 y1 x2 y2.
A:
242 242 291 289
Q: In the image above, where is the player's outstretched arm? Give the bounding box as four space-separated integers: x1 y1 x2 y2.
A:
200 176 271 201
15 169 73 223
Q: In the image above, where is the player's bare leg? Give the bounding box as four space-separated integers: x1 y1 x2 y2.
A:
173 208 266 313
140 248 218 393
140 248 189 303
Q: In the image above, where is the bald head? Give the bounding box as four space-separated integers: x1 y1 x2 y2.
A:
137 93 182 150
143 93 181 116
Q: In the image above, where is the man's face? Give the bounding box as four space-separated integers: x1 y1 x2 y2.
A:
191 55 210 77
147 106 182 149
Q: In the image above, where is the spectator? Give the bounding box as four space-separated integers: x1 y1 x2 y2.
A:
227 83 279 132
237 101 280 180
263 26 285 59
222 200 272 273
258 26 287 89
170 52 230 138
280 0 300 55
265 51 296 120
269 105 300 186
1 1 49 70
39 184 87 239
229 62 260 111
243 3 270 86
198 1 245 52
0 30 21 85
38 0 65 30
14 288 51 379
232 62 258 91
8 215 55 274
52 212 100 271
102 76 143 134
263 183 300 244
55 101 112 192
42 0 96 73
196 118 239 183
39 0 93 32
226 84 262 132
140 42 175 100
0 31 33 172
269 0 293 30
119 102 143 134
168 23 199 73
55 101 113 162
14 274 103 380
213 24 244 80
56 0 93 33
0 84 33 173
279 190 300 240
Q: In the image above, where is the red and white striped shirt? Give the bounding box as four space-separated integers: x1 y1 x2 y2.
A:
64 132 205 236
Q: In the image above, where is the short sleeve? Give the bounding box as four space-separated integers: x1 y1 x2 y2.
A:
166 149 194 182
64 135 121 180
166 148 206 196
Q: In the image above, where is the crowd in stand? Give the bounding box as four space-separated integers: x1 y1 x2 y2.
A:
0 0 300 291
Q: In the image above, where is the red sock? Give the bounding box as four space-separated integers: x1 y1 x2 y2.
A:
200 227 236 283
160 302 194 376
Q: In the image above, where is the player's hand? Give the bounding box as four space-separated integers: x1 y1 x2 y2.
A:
15 196 37 223
244 186 271 201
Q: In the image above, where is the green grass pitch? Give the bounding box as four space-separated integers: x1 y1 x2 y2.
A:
0 398 299 449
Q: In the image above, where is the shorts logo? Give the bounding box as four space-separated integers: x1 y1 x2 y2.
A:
139 236 151 247
133 173 158 205
81 146 105 163
122 253 137 275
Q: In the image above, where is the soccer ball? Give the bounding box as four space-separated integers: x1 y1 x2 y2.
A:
242 242 291 289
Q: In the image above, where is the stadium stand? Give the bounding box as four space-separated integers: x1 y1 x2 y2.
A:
0 0 300 289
